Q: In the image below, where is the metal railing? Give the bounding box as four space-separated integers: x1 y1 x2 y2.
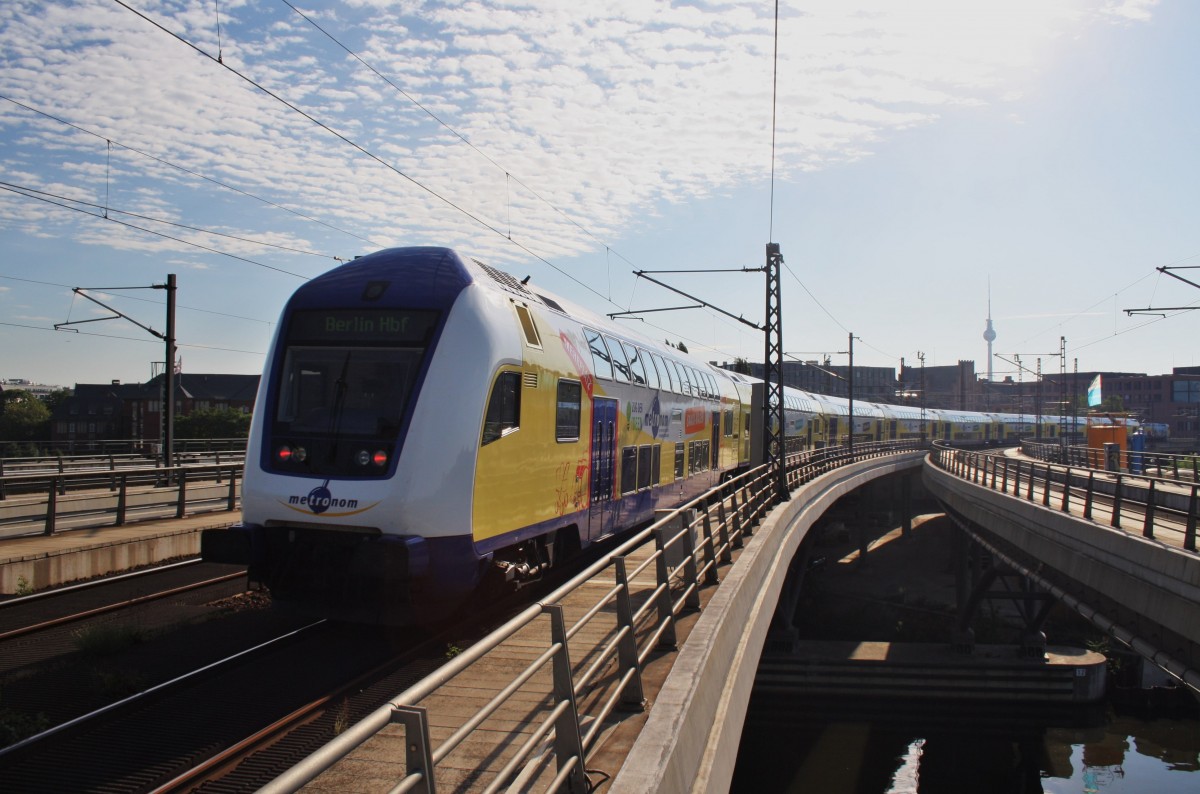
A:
1021 439 1199 483
931 442 1199 552
0 436 248 460
0 462 242 536
265 439 921 793
0 450 244 501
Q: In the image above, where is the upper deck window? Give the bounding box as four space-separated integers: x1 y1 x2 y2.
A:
513 303 542 349
605 335 631 383
584 328 614 381
621 342 648 386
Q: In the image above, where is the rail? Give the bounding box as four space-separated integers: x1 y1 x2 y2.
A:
1020 439 1199 483
264 439 922 793
0 462 242 537
0 437 248 459
931 442 1199 553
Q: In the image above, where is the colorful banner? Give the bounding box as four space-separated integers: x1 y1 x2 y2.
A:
1087 374 1102 407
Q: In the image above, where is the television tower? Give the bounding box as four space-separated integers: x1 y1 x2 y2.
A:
982 280 996 382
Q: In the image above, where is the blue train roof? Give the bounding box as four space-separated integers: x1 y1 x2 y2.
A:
288 247 475 312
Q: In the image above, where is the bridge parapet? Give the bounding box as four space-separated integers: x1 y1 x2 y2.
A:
611 451 925 794
924 445 1200 692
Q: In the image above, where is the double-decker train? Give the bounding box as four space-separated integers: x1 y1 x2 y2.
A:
202 247 1080 623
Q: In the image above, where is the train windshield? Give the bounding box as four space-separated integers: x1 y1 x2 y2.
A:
273 308 438 440
275 347 423 437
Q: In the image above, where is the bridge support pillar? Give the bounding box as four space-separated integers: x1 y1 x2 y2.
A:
951 519 1058 658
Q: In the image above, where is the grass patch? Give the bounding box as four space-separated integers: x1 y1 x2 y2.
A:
72 623 147 657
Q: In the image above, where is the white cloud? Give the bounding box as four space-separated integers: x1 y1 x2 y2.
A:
0 0 1154 285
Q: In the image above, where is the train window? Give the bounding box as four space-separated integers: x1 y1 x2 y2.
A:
482 371 521 445
652 444 662 484
621 341 648 386
637 445 653 489
556 379 582 441
621 447 638 495
724 410 733 437
674 442 685 479
605 335 631 383
651 354 674 392
696 369 711 399
687 367 705 398
671 361 692 396
584 328 614 381
641 349 660 390
705 373 718 400
513 303 542 349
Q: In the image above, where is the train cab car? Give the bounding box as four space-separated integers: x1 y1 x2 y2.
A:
202 247 753 623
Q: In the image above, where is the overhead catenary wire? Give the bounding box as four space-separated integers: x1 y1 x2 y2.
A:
0 93 386 251
0 181 338 262
107 0 617 308
0 274 272 325
0 182 309 279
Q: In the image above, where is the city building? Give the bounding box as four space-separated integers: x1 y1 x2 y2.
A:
50 373 259 449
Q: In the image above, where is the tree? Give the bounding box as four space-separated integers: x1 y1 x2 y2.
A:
174 407 251 439
732 357 752 375
675 341 689 354
40 388 72 414
0 389 51 442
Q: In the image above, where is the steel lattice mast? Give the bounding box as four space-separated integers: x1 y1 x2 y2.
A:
764 243 786 499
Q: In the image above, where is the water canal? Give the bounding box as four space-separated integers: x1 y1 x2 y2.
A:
732 697 1199 793
730 512 1200 792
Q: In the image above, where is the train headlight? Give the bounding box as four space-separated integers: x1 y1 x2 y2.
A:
292 446 307 462
372 450 388 467
355 449 371 466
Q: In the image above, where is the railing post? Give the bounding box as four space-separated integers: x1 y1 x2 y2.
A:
1042 465 1052 507
546 603 589 794
699 502 719 586
613 557 646 710
45 479 58 536
1027 464 1035 501
0 458 6 501
715 498 732 564
653 526 678 650
108 454 117 493
1142 479 1156 539
1185 485 1197 552
391 706 436 794
680 509 701 611
176 468 187 519
727 489 744 549
1012 460 1021 497
116 474 128 525
1084 471 1095 521
1111 475 1123 529
1060 468 1072 512
741 483 756 537
226 467 238 511
1001 459 1009 493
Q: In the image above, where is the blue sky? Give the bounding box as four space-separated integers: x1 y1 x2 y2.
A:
1 0 1195 389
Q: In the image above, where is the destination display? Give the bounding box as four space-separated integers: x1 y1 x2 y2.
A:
287 309 438 345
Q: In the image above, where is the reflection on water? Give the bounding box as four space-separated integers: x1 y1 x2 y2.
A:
732 696 1200 794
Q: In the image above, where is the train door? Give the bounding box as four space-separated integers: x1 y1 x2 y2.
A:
711 411 720 470
589 397 619 539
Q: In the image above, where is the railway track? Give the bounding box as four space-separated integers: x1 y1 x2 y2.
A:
0 555 552 792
